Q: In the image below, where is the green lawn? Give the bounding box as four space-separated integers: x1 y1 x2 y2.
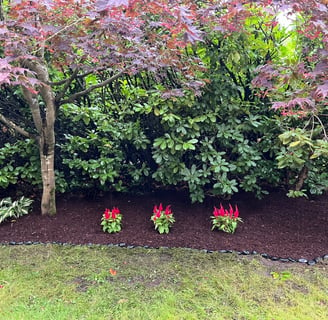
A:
0 244 327 320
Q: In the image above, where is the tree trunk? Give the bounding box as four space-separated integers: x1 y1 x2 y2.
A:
295 165 309 192
22 60 57 215
39 124 56 215
39 149 56 215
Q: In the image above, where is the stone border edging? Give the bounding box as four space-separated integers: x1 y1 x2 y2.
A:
1 241 327 266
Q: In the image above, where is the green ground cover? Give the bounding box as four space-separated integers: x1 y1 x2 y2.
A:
0 245 327 320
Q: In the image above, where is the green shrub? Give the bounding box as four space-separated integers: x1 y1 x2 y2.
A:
0 140 41 191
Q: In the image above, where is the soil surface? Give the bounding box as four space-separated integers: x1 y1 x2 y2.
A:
0 190 327 260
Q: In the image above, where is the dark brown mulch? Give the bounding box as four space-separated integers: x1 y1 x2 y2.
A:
0 190 327 260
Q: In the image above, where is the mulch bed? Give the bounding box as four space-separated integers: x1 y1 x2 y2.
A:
0 190 327 261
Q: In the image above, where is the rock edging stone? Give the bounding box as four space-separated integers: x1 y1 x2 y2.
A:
1 241 328 266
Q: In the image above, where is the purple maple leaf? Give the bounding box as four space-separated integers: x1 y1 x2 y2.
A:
287 98 315 109
0 71 11 85
96 0 129 11
183 25 203 43
314 81 328 100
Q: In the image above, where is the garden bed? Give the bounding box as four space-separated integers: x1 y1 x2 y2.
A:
0 190 327 262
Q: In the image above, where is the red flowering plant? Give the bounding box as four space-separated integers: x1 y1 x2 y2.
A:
151 203 175 234
101 207 123 233
211 204 242 234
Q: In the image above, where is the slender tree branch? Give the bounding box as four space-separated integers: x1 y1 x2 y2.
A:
218 58 243 100
55 67 80 103
59 70 126 105
48 67 108 86
0 112 33 138
314 114 328 140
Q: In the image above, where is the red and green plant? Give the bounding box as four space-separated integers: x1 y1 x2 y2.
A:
101 207 122 233
151 203 175 234
211 204 242 234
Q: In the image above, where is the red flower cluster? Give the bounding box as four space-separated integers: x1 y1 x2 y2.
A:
101 206 123 233
152 203 172 220
104 207 120 220
213 203 239 219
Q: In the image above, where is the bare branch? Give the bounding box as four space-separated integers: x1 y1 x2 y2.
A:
314 114 328 140
0 112 33 138
49 67 109 86
55 67 80 103
59 70 126 105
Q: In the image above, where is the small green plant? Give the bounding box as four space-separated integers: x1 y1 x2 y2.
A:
101 207 123 233
151 203 175 234
211 204 242 234
287 189 308 198
270 271 292 281
0 196 34 224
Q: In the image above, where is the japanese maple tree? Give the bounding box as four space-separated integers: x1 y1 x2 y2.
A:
0 0 327 215
0 0 207 215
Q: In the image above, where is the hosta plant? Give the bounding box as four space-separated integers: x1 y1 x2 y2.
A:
151 203 175 234
101 207 123 233
211 204 242 234
0 196 33 224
